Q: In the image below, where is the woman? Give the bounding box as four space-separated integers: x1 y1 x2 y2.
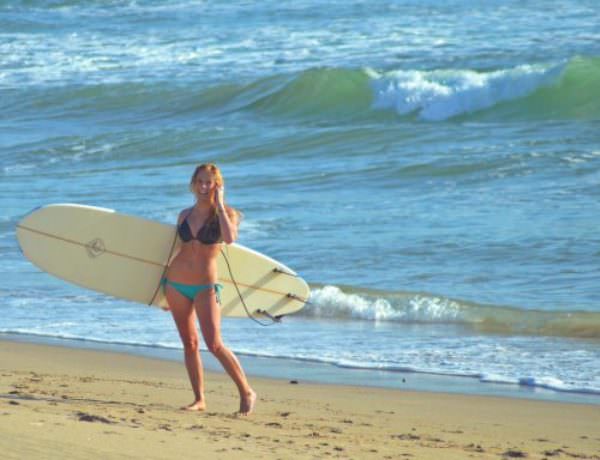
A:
163 163 256 415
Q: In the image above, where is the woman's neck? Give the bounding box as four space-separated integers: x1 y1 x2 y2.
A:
194 200 213 213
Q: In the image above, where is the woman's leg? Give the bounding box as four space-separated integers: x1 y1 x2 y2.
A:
195 288 256 415
165 285 206 411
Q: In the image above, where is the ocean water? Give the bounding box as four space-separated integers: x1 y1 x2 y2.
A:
1 0 599 401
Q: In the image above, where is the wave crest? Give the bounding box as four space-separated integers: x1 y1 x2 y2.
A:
11 57 600 123
305 285 600 339
192 57 600 122
369 63 564 120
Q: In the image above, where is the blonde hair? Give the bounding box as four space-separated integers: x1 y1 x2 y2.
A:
190 163 223 188
189 163 242 221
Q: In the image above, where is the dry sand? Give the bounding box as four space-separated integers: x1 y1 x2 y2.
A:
1 339 599 459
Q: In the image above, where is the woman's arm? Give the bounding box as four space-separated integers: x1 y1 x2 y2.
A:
215 187 238 244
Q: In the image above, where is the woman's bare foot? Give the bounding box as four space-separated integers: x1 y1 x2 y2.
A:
238 390 256 416
181 400 206 411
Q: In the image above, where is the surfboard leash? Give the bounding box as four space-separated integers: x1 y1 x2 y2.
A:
220 246 282 326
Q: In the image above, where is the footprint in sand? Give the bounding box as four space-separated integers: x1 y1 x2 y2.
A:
502 449 527 458
75 411 115 424
265 422 282 428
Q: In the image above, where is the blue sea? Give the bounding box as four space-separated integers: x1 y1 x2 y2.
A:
1 0 599 403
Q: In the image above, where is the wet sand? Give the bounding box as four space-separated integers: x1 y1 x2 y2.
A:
1 339 599 459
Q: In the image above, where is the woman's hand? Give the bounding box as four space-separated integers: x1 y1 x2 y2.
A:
214 185 238 243
214 186 225 210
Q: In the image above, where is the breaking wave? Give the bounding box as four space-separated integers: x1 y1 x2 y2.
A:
305 285 600 339
8 57 600 123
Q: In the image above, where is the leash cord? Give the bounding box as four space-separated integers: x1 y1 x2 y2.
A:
220 246 279 327
149 228 179 306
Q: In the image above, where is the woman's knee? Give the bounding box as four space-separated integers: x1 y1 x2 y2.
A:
205 338 224 355
182 335 200 354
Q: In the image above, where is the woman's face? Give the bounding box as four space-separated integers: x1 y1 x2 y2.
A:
193 169 216 201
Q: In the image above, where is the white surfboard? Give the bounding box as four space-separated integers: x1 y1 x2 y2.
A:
16 204 309 319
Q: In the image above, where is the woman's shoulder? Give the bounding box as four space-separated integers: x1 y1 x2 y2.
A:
177 207 193 224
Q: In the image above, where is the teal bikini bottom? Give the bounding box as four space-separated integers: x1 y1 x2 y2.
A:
162 278 223 303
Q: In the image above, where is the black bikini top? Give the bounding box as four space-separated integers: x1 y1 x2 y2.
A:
178 212 221 245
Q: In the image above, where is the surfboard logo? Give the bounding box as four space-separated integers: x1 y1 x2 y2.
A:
85 238 106 258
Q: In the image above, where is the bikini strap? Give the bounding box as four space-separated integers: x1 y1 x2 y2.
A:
182 208 193 224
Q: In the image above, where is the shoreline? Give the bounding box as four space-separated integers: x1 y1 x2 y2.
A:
2 332 599 406
2 338 599 459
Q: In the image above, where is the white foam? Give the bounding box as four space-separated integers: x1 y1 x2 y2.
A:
307 285 396 321
306 285 465 322
480 373 519 385
368 63 565 121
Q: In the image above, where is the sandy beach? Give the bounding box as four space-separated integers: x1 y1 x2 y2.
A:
0 339 598 459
